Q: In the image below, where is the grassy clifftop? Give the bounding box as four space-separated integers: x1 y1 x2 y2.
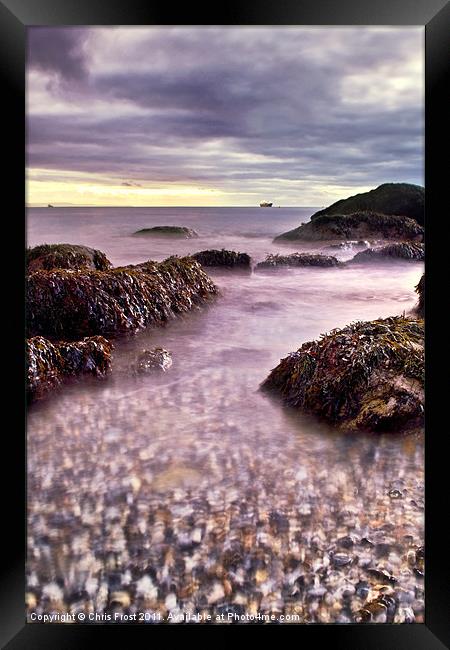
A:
311 183 424 225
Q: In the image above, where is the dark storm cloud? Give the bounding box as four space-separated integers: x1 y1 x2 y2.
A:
26 27 424 200
28 27 89 81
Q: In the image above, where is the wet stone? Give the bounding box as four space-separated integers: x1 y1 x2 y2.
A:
256 253 342 269
336 535 355 549
269 511 290 535
26 339 424 624
135 348 173 373
416 546 424 561
396 588 415 604
331 553 353 568
192 249 251 269
355 581 370 600
307 586 327 599
216 604 246 618
375 543 394 558
395 606 415 623
366 568 398 584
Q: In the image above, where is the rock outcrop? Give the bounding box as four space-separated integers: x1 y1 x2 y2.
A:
27 244 112 272
261 316 424 433
192 249 251 268
274 212 424 243
27 256 218 340
27 335 113 401
134 226 199 238
349 242 425 263
415 274 424 318
310 183 424 226
256 253 342 269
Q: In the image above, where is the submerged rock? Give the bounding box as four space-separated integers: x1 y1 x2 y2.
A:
134 226 199 238
192 249 251 268
274 212 424 243
349 242 424 263
27 256 218 340
256 253 342 269
415 274 424 318
324 240 371 251
135 348 173 373
27 335 113 401
310 183 424 226
27 243 112 272
261 316 424 433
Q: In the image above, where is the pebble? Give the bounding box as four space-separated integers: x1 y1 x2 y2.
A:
207 582 225 604
388 489 403 499
337 535 355 549
332 553 352 568
26 592 37 609
109 591 131 608
26 361 424 623
165 593 177 610
308 585 327 598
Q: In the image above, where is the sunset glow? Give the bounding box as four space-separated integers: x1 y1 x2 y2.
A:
27 27 424 206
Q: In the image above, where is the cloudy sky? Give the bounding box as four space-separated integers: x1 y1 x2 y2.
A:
26 27 424 207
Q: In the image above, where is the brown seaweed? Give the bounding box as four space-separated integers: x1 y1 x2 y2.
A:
274 211 424 243
261 316 424 433
256 253 342 269
192 249 251 268
27 243 112 272
27 256 218 340
415 274 424 317
349 242 424 263
27 335 113 401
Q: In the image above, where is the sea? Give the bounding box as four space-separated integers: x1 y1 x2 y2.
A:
26 206 425 622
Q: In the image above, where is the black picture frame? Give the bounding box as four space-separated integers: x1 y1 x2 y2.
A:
2 0 449 646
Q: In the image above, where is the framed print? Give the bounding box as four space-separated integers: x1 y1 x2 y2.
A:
1 0 449 646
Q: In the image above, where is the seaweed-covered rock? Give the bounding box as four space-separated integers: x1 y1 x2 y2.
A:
134 226 198 238
256 253 342 269
27 336 113 401
27 244 111 272
192 249 251 268
310 183 424 226
349 242 424 263
135 348 173 373
274 212 424 243
27 257 217 340
415 274 424 318
261 316 424 433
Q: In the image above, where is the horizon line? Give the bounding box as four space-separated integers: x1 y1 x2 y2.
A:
26 204 320 209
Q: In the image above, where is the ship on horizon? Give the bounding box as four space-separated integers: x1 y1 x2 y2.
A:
259 201 273 207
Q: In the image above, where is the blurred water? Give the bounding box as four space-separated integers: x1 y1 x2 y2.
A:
27 206 348 265
26 207 425 623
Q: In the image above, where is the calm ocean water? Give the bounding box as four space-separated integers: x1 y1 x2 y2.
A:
27 207 424 622
27 206 319 266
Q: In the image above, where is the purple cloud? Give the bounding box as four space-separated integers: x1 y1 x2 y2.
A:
26 27 424 201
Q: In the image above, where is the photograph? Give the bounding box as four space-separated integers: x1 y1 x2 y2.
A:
23 24 429 627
